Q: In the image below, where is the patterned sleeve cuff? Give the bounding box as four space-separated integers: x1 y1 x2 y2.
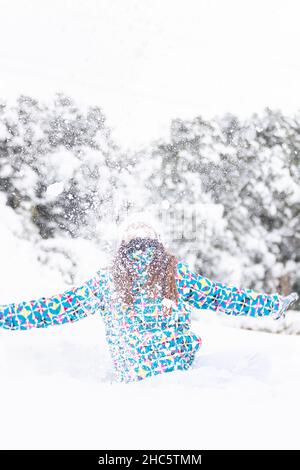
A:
271 294 283 320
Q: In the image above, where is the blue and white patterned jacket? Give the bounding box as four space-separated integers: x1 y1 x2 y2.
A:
0 245 281 382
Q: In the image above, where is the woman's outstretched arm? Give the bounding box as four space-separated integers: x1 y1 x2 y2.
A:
176 261 282 318
0 269 108 330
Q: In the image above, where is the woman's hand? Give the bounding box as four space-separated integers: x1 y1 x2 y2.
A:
273 292 299 320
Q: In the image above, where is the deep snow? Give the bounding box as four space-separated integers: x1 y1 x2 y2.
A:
1 200 300 450
1 309 300 450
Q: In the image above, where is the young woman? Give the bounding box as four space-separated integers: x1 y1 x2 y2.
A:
0 221 298 383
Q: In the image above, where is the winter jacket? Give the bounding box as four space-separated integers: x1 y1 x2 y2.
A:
0 245 281 383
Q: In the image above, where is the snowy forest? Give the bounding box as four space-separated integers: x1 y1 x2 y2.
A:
0 94 299 304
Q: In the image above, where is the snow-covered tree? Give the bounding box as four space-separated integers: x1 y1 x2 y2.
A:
0 94 126 242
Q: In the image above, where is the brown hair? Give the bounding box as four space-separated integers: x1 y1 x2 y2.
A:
110 237 179 307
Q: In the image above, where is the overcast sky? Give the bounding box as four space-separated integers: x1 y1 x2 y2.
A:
1 0 300 149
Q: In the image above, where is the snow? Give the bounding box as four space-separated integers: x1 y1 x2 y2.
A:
1 310 300 450
0 200 299 450
0 198 109 302
0 122 9 140
45 181 65 200
0 0 299 450
1 198 300 450
0 201 299 450
1 0 300 150
43 148 82 184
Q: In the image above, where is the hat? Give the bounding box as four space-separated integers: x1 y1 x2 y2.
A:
117 213 162 245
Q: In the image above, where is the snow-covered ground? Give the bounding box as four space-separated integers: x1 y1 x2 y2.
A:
1 304 300 450
1 201 300 450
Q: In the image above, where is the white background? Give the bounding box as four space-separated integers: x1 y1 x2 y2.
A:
1 0 300 149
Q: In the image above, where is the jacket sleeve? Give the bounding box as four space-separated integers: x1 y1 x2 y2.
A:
0 269 108 330
176 261 281 318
